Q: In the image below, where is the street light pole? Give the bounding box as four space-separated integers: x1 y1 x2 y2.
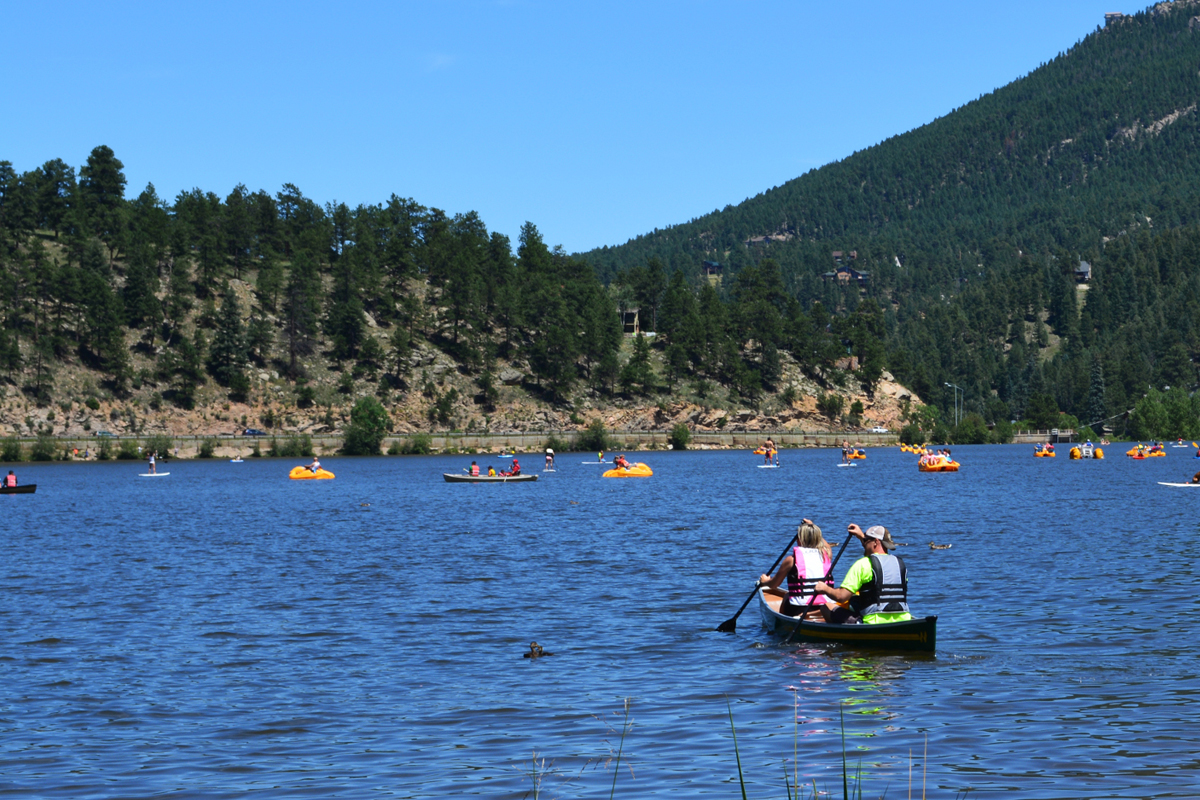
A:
944 382 962 427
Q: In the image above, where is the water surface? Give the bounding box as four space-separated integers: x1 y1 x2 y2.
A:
2 445 1196 798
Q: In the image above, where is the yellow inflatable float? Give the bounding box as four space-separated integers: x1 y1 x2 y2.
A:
290 466 335 480
603 462 653 478
847 449 866 460
918 459 960 472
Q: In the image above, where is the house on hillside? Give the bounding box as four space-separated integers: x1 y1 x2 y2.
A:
1104 12 1124 26
821 266 870 286
620 307 640 335
702 260 723 277
832 250 858 265
1075 261 1092 283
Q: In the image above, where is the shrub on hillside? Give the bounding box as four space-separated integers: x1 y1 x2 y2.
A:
669 423 691 450
30 435 56 462
343 396 390 455
2 437 23 462
392 434 433 455
574 420 610 453
117 440 140 460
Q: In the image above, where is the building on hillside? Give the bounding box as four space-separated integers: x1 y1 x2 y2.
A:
821 266 870 286
1104 12 1124 25
620 308 640 335
832 250 858 265
702 260 723 276
1075 261 1092 283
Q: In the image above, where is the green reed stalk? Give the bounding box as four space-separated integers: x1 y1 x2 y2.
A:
726 697 749 800
608 698 632 800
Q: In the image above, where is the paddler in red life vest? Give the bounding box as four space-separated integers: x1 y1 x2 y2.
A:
614 454 630 470
4 470 16 488
469 461 479 476
509 458 521 476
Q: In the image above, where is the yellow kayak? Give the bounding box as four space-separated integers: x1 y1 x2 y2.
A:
290 466 335 480
603 463 653 478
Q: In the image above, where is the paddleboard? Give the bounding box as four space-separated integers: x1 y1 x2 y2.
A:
1158 482 1200 487
757 464 782 469
837 463 857 468
230 458 244 463
580 461 607 464
139 472 170 477
542 469 557 473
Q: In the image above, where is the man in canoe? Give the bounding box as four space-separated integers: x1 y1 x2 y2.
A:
815 524 912 625
470 461 480 477
4 470 16 488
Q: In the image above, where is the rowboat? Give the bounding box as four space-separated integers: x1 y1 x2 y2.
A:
443 472 537 483
757 589 937 652
0 484 35 494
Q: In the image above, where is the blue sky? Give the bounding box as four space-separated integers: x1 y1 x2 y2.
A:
4 1 1132 254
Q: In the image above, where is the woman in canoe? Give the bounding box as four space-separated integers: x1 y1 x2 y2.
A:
759 519 832 619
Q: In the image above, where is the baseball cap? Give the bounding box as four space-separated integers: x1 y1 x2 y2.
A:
864 525 896 551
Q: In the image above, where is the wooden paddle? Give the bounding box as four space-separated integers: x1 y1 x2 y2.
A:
716 534 801 633
780 532 857 644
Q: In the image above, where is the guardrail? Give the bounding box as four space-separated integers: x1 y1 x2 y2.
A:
7 429 899 453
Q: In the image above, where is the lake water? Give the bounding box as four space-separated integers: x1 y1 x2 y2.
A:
2 444 1198 798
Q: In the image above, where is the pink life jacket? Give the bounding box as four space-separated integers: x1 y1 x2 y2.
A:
4 474 15 487
785 547 830 606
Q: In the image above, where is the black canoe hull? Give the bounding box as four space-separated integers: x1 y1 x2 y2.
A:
0 484 35 494
758 589 936 652
443 473 538 483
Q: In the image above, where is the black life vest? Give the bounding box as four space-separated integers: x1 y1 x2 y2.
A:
849 553 909 616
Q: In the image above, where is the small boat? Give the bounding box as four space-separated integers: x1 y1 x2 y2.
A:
289 467 335 480
0 484 36 494
1034 448 1056 458
602 462 653 478
230 458 244 463
918 460 959 472
758 589 936 652
443 472 537 483
139 472 171 477
1159 482 1200 487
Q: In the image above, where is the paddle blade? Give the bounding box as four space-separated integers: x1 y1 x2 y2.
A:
716 617 737 633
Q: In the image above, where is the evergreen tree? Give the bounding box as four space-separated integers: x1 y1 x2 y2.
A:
208 288 248 389
77 145 127 259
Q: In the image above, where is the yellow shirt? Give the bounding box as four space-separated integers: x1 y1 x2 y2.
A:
840 557 913 624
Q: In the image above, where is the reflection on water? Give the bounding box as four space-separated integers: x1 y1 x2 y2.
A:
2 446 1200 798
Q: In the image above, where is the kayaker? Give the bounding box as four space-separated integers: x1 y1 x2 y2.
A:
469 461 480 477
509 458 521 476
759 518 831 619
4 470 16 488
815 524 912 625
488 466 497 477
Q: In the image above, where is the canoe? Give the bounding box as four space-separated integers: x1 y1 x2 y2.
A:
918 460 959 472
603 462 653 478
758 589 936 652
289 467 335 480
443 472 537 483
0 484 35 494
1159 482 1200 487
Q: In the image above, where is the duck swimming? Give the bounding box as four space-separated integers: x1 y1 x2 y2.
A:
522 641 553 659
929 542 952 550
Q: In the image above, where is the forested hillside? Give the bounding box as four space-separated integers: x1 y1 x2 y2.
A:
0 145 893 444
585 0 1200 440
